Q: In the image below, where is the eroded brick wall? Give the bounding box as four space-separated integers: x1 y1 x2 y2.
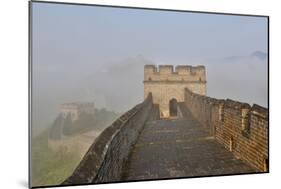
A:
184 88 268 172
63 93 154 185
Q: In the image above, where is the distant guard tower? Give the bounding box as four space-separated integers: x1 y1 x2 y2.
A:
60 102 95 121
144 65 206 117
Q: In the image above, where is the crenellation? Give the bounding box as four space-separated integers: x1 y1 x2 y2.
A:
175 65 191 75
184 87 268 172
251 104 268 119
224 99 251 110
158 65 174 74
144 64 157 72
144 64 206 81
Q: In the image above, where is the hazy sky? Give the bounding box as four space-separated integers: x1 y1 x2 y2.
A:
32 2 268 129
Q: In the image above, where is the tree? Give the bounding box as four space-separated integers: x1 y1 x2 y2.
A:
49 114 64 139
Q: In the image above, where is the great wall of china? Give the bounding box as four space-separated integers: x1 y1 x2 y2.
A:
62 64 268 185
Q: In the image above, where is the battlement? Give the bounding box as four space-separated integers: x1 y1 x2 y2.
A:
62 64 267 184
144 64 205 74
144 64 206 82
63 94 154 184
184 88 268 171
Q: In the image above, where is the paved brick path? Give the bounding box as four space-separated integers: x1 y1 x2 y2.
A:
122 106 256 181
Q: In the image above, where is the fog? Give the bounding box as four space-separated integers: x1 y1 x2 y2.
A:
31 2 268 130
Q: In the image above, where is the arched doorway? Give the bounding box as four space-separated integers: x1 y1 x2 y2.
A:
169 98 178 117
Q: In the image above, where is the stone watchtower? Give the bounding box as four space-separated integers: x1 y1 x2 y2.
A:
60 102 95 121
144 65 206 117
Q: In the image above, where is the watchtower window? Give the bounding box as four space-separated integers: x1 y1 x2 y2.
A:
148 77 152 81
199 77 201 82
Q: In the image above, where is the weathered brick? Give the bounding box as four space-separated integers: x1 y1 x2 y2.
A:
184 88 268 172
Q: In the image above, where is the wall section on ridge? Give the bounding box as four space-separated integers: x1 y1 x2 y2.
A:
184 88 268 172
62 93 154 185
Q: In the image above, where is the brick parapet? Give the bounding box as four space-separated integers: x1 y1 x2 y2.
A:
62 93 154 185
184 88 268 172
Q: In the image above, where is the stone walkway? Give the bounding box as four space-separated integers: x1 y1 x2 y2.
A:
122 106 256 181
